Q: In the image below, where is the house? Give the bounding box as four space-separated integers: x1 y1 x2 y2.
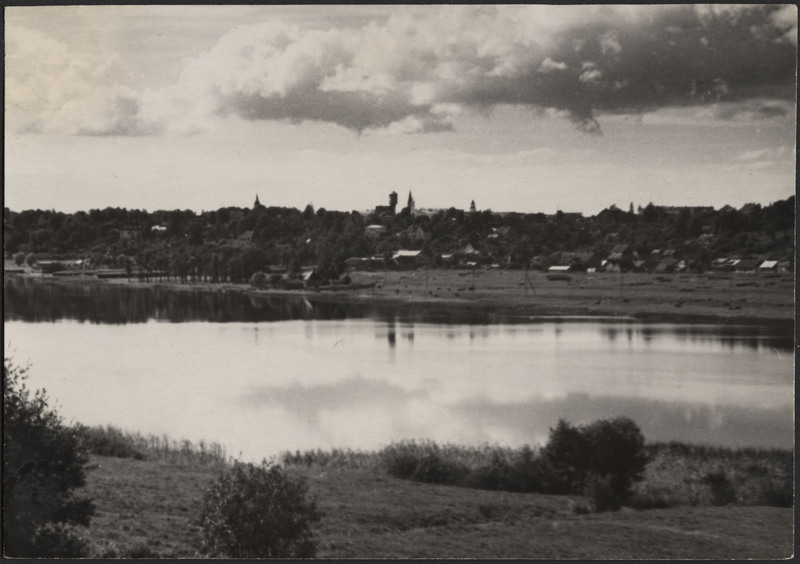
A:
364 225 386 239
606 244 637 271
733 259 761 273
558 251 601 271
654 259 678 273
118 223 146 240
392 250 423 270
758 260 779 273
230 230 254 248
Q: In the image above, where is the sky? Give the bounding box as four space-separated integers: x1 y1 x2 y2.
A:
4 4 797 215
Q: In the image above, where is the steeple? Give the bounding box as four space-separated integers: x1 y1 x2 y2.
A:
254 195 264 209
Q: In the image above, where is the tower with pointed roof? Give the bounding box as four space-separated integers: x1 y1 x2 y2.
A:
254 195 265 209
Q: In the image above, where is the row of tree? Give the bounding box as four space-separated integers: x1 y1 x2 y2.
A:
4 196 794 281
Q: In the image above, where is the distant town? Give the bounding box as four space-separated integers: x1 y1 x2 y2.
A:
3 193 794 285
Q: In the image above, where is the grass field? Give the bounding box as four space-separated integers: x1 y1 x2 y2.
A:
29 267 793 323
338 268 794 323
76 430 794 559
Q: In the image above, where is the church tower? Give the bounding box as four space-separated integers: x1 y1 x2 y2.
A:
254 195 265 209
407 191 415 213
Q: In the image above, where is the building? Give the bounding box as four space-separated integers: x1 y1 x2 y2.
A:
364 225 387 239
392 250 422 269
375 192 398 216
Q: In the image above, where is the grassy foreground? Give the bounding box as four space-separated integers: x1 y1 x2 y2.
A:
76 430 793 559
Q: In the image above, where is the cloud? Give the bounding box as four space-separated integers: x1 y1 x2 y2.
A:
6 5 797 136
241 375 425 425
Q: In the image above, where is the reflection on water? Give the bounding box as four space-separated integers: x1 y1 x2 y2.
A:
3 278 794 461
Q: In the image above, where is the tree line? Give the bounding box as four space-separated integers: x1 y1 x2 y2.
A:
4 195 794 282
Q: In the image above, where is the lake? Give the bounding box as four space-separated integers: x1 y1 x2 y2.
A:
4 277 794 461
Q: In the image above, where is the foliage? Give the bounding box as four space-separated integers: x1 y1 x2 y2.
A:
381 419 647 511
629 442 793 509
542 417 648 506
74 424 228 466
197 460 321 558
73 424 147 460
3 358 95 557
3 195 793 278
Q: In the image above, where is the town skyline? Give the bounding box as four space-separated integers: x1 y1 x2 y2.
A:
5 5 796 215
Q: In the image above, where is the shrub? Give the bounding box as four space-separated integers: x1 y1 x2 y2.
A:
3 358 95 557
381 441 469 486
30 522 93 558
197 461 320 558
542 417 647 507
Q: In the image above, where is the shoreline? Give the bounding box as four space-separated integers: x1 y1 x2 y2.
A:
7 270 795 326
6 269 794 328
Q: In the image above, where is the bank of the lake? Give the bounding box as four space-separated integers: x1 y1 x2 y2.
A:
11 267 795 325
79 439 792 559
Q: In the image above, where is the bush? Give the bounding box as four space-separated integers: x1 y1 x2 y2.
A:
542 417 647 508
3 358 95 557
197 461 321 558
30 522 93 558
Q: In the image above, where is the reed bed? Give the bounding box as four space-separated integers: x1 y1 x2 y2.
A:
284 439 792 509
630 442 793 508
74 424 230 467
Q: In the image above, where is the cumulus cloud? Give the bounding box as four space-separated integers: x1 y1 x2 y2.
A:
6 4 797 136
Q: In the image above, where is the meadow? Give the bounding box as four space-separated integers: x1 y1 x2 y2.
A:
75 425 793 559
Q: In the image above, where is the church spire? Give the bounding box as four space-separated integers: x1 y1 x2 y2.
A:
254 194 264 209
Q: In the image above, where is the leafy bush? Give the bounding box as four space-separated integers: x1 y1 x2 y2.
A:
381 441 470 486
3 358 95 557
197 460 321 558
542 417 647 507
30 522 93 558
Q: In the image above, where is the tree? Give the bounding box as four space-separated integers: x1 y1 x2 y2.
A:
3 358 95 557
541 417 647 509
13 252 25 267
197 461 320 558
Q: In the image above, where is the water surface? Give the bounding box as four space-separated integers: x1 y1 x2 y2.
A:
4 278 793 460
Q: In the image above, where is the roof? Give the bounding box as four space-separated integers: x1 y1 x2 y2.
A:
548 265 571 272
394 250 422 258
759 260 779 268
